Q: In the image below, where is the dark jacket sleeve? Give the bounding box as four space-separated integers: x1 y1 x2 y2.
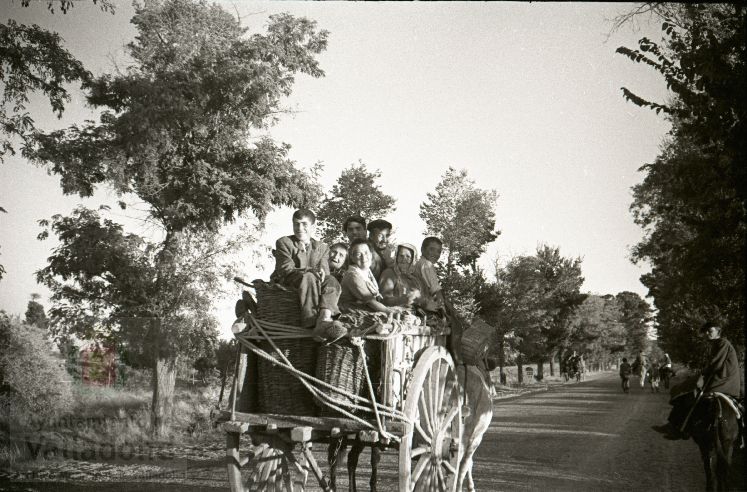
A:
702 338 741 397
271 236 298 284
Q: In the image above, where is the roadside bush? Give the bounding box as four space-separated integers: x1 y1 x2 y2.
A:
0 312 73 423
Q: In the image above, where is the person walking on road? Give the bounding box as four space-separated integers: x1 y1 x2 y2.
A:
619 358 632 393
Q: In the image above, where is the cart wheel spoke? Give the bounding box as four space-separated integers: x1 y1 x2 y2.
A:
436 463 447 491
441 459 457 476
418 388 434 434
415 422 432 444
412 454 430 484
411 445 430 459
441 404 460 431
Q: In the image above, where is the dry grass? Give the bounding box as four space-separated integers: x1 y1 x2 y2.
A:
1 374 222 468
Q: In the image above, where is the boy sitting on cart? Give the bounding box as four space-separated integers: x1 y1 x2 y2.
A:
270 208 346 339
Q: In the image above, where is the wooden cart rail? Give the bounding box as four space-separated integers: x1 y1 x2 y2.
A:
219 410 408 437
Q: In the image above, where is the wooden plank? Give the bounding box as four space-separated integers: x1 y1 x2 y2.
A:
290 426 312 442
218 410 406 435
358 430 379 443
301 443 330 491
222 421 250 434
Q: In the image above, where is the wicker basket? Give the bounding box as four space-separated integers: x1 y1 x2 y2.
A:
253 281 317 416
315 339 365 417
460 318 495 365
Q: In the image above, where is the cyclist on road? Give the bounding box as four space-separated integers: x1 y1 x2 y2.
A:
619 357 632 393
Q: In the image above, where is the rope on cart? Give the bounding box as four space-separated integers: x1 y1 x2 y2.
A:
235 314 412 436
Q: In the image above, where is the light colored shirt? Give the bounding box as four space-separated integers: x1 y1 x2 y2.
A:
339 267 381 310
414 257 442 297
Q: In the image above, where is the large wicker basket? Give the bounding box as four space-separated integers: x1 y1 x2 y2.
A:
253 281 317 416
460 318 496 365
315 339 364 417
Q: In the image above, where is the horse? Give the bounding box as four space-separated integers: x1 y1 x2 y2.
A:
327 435 382 492
456 363 494 492
671 390 742 491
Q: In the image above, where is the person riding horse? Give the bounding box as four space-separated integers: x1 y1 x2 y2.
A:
654 321 742 439
653 321 743 491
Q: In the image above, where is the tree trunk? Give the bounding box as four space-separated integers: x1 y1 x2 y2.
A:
537 360 544 380
517 355 523 385
549 354 555 376
151 356 177 437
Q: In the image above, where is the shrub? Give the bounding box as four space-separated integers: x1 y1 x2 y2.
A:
0 312 73 423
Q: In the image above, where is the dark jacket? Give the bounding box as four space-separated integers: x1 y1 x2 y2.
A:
270 236 329 286
702 337 741 398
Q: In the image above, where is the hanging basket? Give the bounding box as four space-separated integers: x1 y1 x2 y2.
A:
315 339 365 417
460 318 495 365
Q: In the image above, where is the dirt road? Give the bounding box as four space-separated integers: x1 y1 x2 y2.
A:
2 372 743 491
471 372 743 491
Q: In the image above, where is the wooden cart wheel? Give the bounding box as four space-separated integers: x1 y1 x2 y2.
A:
226 431 308 492
399 346 462 492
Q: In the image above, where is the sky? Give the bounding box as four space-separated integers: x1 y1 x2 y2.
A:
0 1 672 338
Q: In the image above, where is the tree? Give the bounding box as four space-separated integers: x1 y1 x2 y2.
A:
617 4 745 365
420 167 499 274
566 295 626 371
29 0 328 435
24 293 48 329
614 291 651 354
316 161 396 243
483 246 584 381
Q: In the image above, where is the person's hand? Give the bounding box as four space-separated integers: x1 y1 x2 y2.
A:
696 375 704 390
316 268 325 282
406 290 420 306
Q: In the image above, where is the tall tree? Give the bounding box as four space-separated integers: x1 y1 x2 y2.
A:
24 293 48 329
567 294 626 371
316 161 396 243
617 4 745 364
28 0 327 435
614 291 651 354
484 246 584 380
420 167 499 274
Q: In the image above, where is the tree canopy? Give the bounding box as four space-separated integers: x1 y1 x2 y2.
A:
618 4 745 364
26 0 327 232
316 161 396 243
420 167 499 273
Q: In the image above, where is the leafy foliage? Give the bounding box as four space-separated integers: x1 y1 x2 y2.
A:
614 291 652 353
0 20 89 161
483 245 585 363
24 298 48 329
35 206 252 362
316 161 396 243
26 0 327 231
566 295 626 367
618 4 746 365
420 167 499 273
0 312 73 421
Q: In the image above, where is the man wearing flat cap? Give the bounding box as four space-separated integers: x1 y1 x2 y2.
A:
367 219 396 280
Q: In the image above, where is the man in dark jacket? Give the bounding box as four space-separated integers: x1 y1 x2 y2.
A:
270 209 342 335
653 321 742 439
698 321 741 398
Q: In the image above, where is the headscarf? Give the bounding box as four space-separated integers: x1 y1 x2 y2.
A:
393 243 418 276
390 243 421 295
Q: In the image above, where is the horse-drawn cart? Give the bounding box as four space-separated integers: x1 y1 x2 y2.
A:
218 279 464 491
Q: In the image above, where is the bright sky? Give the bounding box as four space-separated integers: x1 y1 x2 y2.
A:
0 2 671 338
